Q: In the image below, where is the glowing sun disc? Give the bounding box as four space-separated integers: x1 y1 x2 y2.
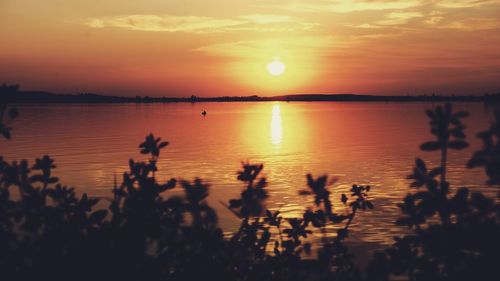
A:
267 60 285 76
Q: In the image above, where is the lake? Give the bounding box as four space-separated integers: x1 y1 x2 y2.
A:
1 101 496 249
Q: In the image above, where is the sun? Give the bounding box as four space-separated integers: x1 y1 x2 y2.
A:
267 59 286 76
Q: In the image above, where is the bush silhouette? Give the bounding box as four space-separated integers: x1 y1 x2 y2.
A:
0 104 18 140
0 83 20 139
468 110 500 187
366 103 500 281
0 131 374 281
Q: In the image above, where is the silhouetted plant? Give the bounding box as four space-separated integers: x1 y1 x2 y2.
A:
0 83 20 140
225 163 373 281
229 162 269 218
468 110 500 187
300 176 372 280
367 103 500 281
0 133 227 281
0 104 18 140
0 128 372 281
0 155 111 280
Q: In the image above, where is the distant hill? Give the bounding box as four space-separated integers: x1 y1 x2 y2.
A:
0 91 131 103
273 93 500 102
1 86 499 104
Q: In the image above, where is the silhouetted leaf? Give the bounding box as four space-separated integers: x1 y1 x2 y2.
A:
48 177 59 184
159 178 176 191
8 107 18 119
425 109 435 119
229 199 242 208
450 128 466 139
416 158 427 174
1 127 11 139
452 111 468 119
428 167 442 178
88 210 107 224
341 194 348 204
448 140 468 150
420 141 440 151
299 190 312 195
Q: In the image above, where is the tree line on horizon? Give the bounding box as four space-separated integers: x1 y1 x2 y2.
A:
2 83 500 104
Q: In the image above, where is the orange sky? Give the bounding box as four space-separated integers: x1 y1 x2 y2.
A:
1 0 500 97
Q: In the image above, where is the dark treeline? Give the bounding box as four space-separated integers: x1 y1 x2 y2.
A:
0 89 499 281
1 83 500 103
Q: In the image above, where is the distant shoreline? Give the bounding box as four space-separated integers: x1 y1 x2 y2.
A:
1 90 500 104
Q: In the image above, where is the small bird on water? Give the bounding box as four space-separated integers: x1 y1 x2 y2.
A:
201 110 207 116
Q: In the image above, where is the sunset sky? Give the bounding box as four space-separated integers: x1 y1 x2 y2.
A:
1 0 499 97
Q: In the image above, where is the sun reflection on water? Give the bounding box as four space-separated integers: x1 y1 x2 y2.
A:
270 103 283 146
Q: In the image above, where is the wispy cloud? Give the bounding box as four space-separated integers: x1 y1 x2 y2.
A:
78 14 316 33
197 36 343 58
80 15 244 33
441 17 500 30
238 14 292 24
437 0 500 9
345 11 424 29
284 0 420 13
350 23 384 29
376 11 424 25
345 6 500 31
424 11 445 25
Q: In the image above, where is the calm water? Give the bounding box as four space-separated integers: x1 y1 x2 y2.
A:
1 102 496 247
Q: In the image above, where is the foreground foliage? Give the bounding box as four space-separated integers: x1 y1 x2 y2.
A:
367 104 500 281
0 132 372 281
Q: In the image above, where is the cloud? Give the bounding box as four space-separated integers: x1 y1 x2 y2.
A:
79 15 244 33
424 11 444 25
350 23 384 28
78 14 316 33
345 6 500 31
437 0 500 8
197 36 342 58
345 11 424 28
425 16 444 25
441 18 500 30
238 14 292 24
376 11 424 25
285 0 420 13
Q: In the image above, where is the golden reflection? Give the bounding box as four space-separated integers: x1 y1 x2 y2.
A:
270 103 283 145
239 102 310 159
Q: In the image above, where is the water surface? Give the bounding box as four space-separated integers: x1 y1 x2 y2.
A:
2 102 495 246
